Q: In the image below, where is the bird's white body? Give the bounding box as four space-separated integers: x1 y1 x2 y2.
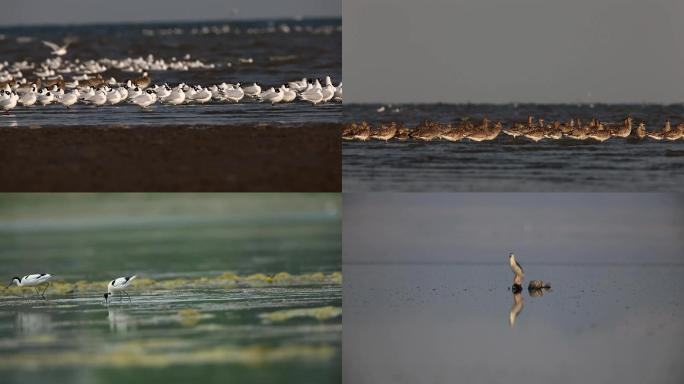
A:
132 90 157 108
243 83 261 97
58 91 79 108
42 40 69 56
108 275 137 293
11 274 52 287
105 275 137 303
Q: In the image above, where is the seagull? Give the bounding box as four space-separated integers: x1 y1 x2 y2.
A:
42 40 70 56
104 275 137 303
509 252 524 285
7 274 53 299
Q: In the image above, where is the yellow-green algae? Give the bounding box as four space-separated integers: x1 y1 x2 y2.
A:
0 271 342 297
0 342 336 369
259 306 342 323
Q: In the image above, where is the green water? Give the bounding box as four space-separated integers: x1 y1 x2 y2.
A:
0 194 341 384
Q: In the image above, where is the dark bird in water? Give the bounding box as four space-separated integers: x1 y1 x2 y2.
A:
528 280 551 290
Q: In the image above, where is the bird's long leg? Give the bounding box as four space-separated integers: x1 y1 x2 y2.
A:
40 282 50 299
124 291 131 303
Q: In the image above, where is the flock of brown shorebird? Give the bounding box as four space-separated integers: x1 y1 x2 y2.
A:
342 116 684 142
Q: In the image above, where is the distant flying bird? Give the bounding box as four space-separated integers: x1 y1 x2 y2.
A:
7 274 53 299
509 252 524 285
104 275 137 303
42 40 70 56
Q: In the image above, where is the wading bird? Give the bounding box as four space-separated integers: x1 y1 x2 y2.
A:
509 252 524 286
7 274 53 299
104 275 137 303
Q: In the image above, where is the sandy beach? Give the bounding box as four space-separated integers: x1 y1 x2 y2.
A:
0 124 341 191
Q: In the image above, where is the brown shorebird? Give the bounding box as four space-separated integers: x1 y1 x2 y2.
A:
647 121 671 140
587 120 611 142
465 117 502 142
543 121 563 140
131 72 151 89
634 122 647 139
664 122 684 141
370 122 398 141
411 120 443 141
438 122 467 142
395 123 410 140
605 116 633 138
342 121 371 141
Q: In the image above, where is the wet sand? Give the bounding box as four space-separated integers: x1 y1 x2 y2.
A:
0 124 341 191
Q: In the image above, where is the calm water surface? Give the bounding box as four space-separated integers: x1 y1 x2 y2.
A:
343 104 684 191
344 263 684 384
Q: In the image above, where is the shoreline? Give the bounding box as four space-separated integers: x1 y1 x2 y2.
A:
0 124 341 191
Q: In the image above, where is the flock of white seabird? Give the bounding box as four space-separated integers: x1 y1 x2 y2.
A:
0 75 342 112
0 38 342 113
6 273 136 303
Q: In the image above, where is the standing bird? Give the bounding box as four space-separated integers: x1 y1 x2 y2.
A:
7 274 53 299
509 252 524 285
104 275 137 303
42 40 70 56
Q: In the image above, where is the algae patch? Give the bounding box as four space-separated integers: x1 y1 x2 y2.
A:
259 306 342 323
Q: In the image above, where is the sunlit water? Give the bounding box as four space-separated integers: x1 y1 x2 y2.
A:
343 263 684 384
0 194 341 384
343 104 684 191
0 19 341 127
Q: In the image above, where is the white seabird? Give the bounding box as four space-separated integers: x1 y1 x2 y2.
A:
42 40 70 56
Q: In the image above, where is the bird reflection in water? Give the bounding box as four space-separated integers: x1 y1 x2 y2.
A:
509 291 524 326
108 308 135 333
16 311 53 335
508 281 552 326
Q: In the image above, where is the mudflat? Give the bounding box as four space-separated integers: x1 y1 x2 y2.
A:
0 124 341 191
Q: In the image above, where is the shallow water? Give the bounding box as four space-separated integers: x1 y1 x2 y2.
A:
342 104 684 191
0 194 341 384
343 263 684 384
0 19 341 126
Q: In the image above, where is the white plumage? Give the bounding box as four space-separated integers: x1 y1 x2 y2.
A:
104 275 137 303
7 274 53 299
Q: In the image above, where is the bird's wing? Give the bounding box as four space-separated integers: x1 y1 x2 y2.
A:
516 261 523 273
113 277 128 287
42 40 60 51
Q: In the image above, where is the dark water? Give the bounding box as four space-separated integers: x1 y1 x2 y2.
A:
0 194 341 384
343 104 684 191
0 19 341 126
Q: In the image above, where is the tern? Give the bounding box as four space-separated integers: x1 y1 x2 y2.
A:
7 274 53 299
104 275 137 303
42 40 70 56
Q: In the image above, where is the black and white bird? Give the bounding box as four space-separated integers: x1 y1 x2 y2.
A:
7 274 53 299
104 275 137 303
508 252 524 285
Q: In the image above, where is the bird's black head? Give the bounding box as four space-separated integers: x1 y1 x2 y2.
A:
103 292 111 303
7 277 20 288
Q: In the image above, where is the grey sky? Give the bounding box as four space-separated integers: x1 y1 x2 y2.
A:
1 0 340 26
343 193 684 265
344 0 684 103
